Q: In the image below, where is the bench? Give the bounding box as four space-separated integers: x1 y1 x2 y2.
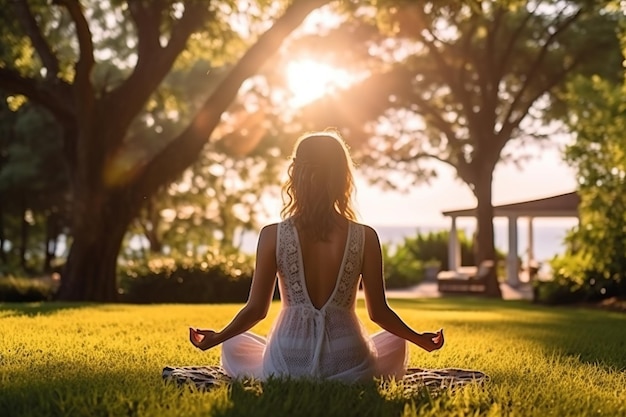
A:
437 261 494 294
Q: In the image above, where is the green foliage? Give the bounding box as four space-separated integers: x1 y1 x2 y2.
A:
1 299 625 416
406 230 476 268
0 277 57 302
382 230 475 288
382 243 424 289
551 73 626 301
119 251 255 303
128 139 285 256
532 256 587 305
0 98 69 274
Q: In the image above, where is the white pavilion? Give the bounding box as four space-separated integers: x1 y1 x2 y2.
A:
441 192 580 286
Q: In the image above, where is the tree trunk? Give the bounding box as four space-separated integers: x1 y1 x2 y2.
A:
43 212 57 273
19 193 28 271
0 196 6 263
56 191 135 302
143 198 163 253
473 170 502 298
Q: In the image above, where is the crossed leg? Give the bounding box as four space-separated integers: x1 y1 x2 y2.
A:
221 332 266 379
371 331 408 379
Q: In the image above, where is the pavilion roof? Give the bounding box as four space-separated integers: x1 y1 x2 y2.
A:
442 191 580 218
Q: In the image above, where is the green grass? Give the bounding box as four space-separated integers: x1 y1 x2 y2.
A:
1 298 625 417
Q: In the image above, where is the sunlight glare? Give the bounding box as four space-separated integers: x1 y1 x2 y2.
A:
286 59 352 107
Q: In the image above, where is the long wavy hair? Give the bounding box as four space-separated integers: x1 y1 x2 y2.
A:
281 130 358 241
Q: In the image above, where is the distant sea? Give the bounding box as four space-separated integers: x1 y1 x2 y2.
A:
374 223 574 262
236 222 576 262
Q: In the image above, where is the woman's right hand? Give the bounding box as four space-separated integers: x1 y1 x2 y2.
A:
419 329 444 352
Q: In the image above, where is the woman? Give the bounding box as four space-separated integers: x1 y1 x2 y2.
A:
190 130 444 382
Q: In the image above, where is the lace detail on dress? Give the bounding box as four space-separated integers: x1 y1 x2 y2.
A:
329 223 364 308
276 219 307 306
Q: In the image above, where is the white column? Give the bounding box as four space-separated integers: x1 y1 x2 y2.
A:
448 216 461 271
507 215 519 286
527 217 535 265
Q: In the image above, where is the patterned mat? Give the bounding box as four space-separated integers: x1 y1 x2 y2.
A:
162 365 489 393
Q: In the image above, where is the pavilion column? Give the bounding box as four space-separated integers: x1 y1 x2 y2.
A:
507 215 520 286
527 217 535 265
448 216 461 271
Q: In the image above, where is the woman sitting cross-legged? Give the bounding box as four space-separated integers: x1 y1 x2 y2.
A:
189 130 444 382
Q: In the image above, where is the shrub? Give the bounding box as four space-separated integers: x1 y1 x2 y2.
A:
381 230 476 289
118 251 255 304
0 277 58 302
532 278 585 305
397 229 476 268
536 252 626 305
382 244 424 289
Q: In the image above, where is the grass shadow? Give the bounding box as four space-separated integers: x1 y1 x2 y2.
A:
1 361 454 417
445 305 626 371
216 379 396 417
210 377 453 417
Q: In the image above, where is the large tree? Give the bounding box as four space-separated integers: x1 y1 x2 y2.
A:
294 0 623 296
0 0 328 301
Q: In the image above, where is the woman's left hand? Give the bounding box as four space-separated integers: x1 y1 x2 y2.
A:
189 327 220 351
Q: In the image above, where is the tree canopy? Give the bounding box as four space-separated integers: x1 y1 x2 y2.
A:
0 0 328 300
285 0 624 296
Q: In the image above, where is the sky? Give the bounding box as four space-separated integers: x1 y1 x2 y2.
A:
260 138 579 230
354 139 578 228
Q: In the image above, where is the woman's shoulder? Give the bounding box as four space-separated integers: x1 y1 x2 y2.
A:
350 221 380 240
260 223 280 235
257 224 279 249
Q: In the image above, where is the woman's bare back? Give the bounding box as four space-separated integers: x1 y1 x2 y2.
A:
296 219 349 309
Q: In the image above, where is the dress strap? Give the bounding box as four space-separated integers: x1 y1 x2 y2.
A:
276 219 307 306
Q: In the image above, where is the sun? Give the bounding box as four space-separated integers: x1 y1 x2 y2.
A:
285 59 353 107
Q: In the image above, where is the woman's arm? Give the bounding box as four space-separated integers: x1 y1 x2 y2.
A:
191 224 278 351
361 225 444 352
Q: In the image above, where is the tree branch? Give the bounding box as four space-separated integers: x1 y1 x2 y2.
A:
128 1 162 59
0 67 73 126
13 0 60 79
396 151 453 169
395 148 474 185
413 8 455 84
501 7 583 132
413 6 478 131
482 4 506 115
410 93 463 147
55 0 95 110
494 2 540 82
497 51 584 151
163 2 207 59
457 16 479 98
133 0 330 198
104 1 208 141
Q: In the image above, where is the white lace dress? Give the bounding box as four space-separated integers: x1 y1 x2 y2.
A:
221 218 407 382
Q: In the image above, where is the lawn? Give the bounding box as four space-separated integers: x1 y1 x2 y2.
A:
1 298 625 417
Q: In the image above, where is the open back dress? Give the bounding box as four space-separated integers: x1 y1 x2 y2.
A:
220 218 407 382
